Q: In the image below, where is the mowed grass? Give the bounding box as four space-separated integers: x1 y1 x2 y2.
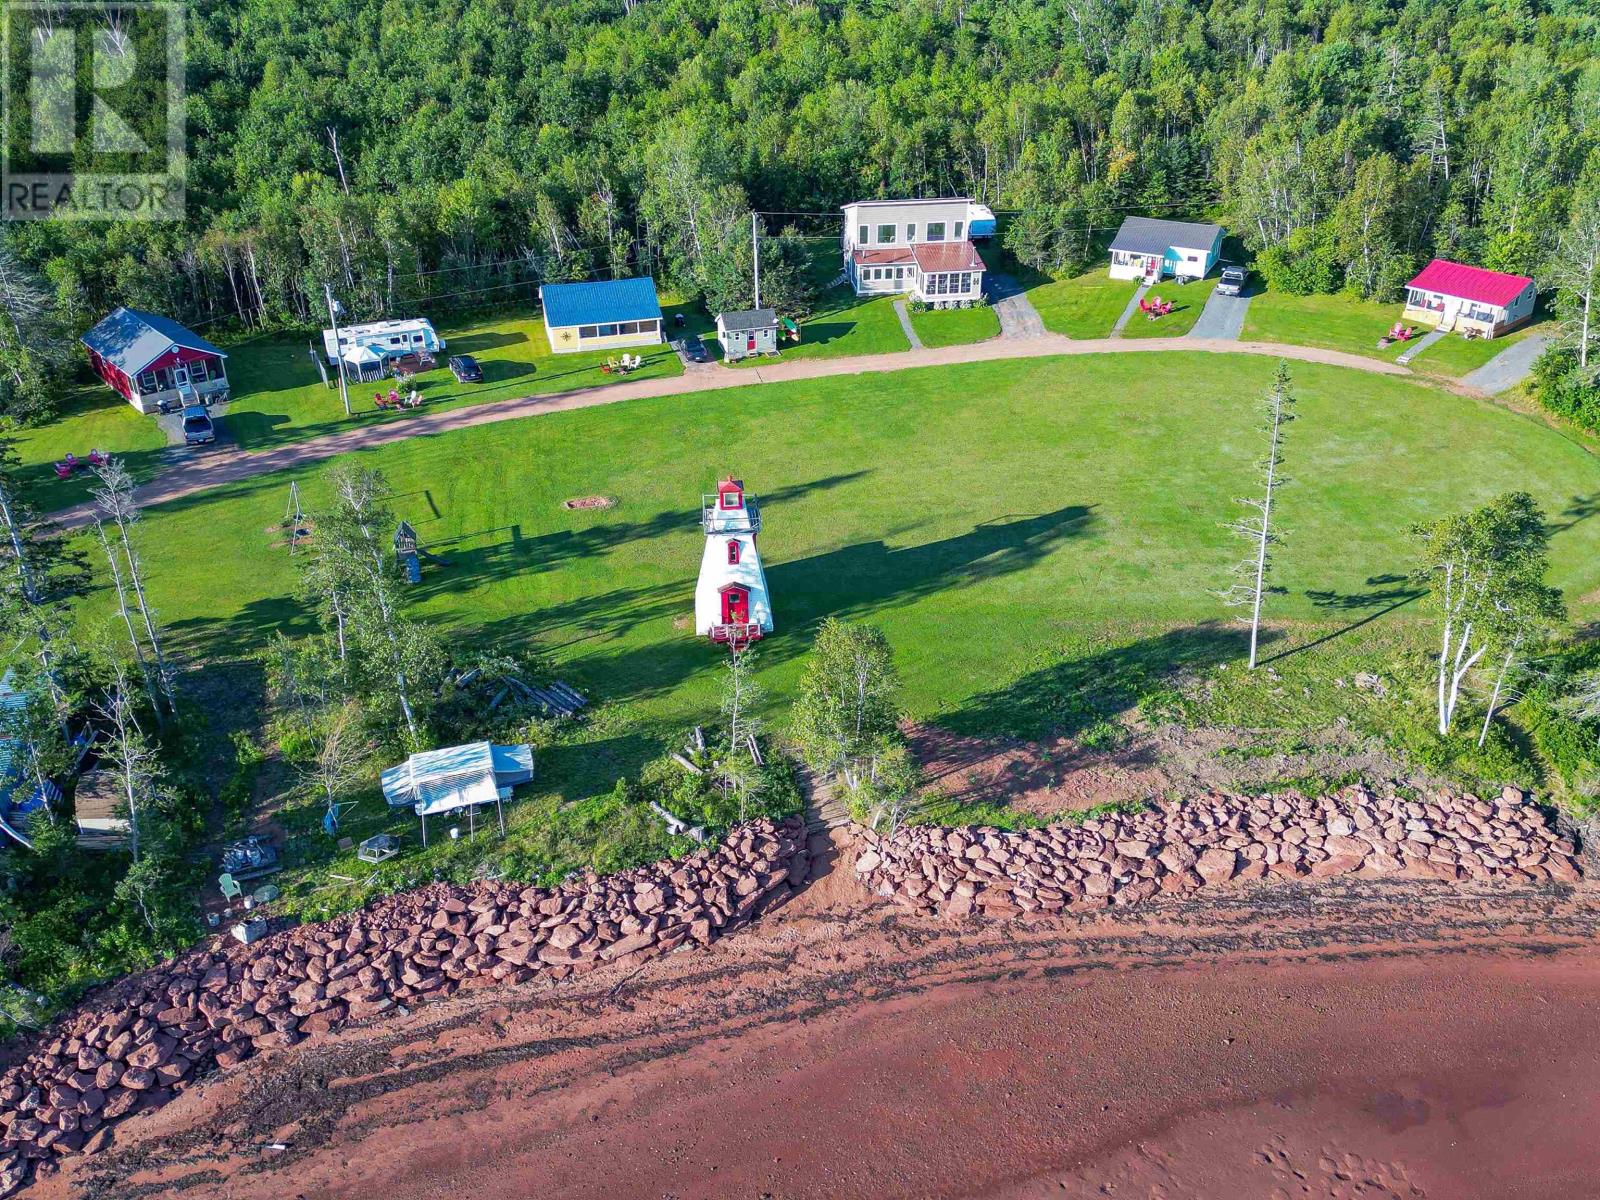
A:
77 353 1600 807
1119 276 1220 339
727 286 909 367
10 385 169 512
1029 270 1140 338
1408 317 1553 379
909 303 1001 348
1242 291 1410 365
1243 290 1557 381
223 310 685 452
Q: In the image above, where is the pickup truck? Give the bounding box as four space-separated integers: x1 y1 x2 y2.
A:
1217 264 1248 297
182 405 216 446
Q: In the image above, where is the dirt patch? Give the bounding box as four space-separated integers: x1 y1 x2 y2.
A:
561 495 616 511
908 718 1415 817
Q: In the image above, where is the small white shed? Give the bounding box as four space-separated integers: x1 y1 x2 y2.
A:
716 309 779 361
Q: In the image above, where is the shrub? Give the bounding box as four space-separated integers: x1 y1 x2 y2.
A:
1529 344 1600 433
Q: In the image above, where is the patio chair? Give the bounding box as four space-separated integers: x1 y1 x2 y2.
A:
218 872 242 901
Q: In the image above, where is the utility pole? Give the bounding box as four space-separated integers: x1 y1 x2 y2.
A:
751 211 761 310
323 282 351 416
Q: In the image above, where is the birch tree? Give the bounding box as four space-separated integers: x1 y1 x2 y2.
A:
1412 492 1554 737
91 459 175 713
1549 188 1600 375
1476 578 1565 748
302 701 366 826
309 465 445 745
1220 362 1294 670
791 619 901 790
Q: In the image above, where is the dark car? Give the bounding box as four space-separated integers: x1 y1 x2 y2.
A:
448 354 483 382
181 405 215 446
680 336 710 364
1217 264 1248 297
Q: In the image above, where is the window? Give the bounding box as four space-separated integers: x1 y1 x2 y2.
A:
954 221 964 239
959 272 972 292
190 359 209 382
858 224 869 244
390 336 402 345
727 540 741 565
720 487 740 510
578 325 599 338
138 371 159 393
597 324 619 337
906 223 917 242
877 223 895 243
927 221 946 241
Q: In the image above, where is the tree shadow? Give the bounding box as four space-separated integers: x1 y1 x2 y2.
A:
405 471 873 604
1548 492 1600 537
448 330 530 354
1260 576 1427 664
790 321 856 348
771 505 1098 631
458 504 1102 714
937 622 1257 742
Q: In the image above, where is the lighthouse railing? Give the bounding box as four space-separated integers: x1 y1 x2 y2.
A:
701 495 761 534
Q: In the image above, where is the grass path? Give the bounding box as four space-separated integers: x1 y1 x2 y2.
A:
47 335 1428 530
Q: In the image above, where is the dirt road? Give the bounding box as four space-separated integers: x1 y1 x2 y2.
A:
44 834 1600 1200
51 337 1421 531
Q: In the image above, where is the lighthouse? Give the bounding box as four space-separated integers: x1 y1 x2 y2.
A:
695 477 774 644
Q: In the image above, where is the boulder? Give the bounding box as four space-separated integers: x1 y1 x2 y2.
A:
1195 848 1240 885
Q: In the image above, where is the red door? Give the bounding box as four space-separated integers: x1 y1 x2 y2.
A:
721 586 749 626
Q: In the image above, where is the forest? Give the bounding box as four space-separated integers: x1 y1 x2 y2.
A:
1 0 1599 423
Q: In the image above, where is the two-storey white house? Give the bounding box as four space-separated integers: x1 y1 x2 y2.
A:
841 198 991 307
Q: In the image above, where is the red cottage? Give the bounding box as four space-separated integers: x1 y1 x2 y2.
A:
80 307 231 415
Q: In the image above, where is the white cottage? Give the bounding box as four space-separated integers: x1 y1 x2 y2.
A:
695 478 773 644
1107 217 1224 283
1402 260 1536 338
840 198 990 307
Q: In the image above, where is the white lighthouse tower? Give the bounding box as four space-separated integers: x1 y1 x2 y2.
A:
695 476 774 644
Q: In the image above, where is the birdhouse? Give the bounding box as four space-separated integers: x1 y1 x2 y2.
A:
695 477 773 645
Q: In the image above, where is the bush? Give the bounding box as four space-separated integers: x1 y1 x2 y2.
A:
1255 227 1342 296
1529 344 1600 433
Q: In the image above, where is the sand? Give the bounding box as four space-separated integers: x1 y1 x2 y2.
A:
40 831 1600 1200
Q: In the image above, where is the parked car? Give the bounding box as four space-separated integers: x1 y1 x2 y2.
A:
1217 264 1248 297
680 336 710 364
449 354 483 382
181 405 215 446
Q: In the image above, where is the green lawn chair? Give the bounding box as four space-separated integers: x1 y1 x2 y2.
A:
218 872 242 901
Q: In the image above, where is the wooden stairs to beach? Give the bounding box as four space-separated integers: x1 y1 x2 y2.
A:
799 765 852 833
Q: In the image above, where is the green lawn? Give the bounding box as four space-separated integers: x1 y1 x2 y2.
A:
1243 288 1556 382
1404 317 1554 381
9 385 169 513
223 309 686 452
1029 270 1141 338
1242 290 1410 365
909 303 1001 348
1119 276 1220 340
727 285 909 367
78 354 1600 789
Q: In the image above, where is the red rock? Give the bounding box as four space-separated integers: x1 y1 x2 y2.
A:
118 1067 155 1092
1195 848 1240 884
